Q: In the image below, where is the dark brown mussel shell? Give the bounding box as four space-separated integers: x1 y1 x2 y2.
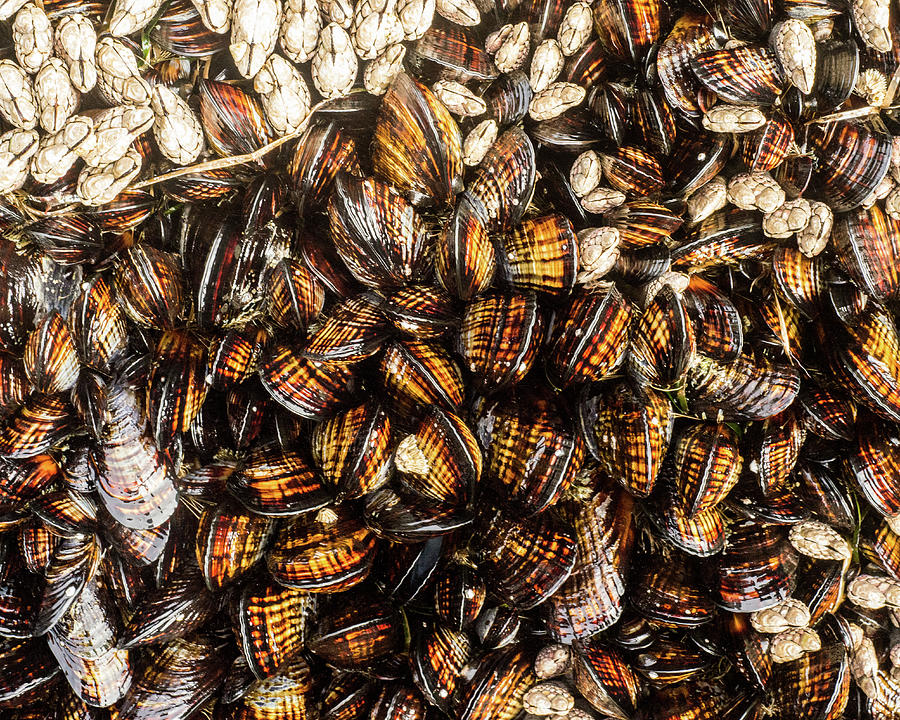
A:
633 561 715 628
289 120 360 215
589 83 629 147
147 329 207 448
529 109 605 154
195 499 275 591
0 454 62 514
483 71 532 129
820 307 900 423
796 462 855 531
329 173 431 290
23 312 79 395
653 486 727 557
150 0 227 55
308 591 405 669
809 121 891 212
771 246 827 318
749 407 805 493
845 423 900 517
691 45 785 105
815 39 860 111
303 293 390 364
610 202 684 249
98 384 178 530
770 644 850 720
225 658 317 719
656 12 720 121
673 208 774 271
379 340 465 416
629 286 696 388
163 167 243 203
372 72 463 206
31 489 96 535
384 285 456 340
377 535 445 605
266 258 326 330
547 285 632 386
800 385 856 441
396 406 480 507
67 276 127 372
119 568 215 649
24 214 105 266
267 506 376 591
33 533 100 636
591 0 661 62
717 520 798 612
458 646 535 720
232 576 314 679
113 636 226 720
547 482 635 641
207 327 268 389
113 243 184 328
667 132 731 196
515 0 566 42
681 275 743 361
0 352 27 417
601 146 664 197
458 293 544 393
0 391 73 459
565 39 607 88
478 398 583 516
0 544 40 638
312 402 392 500
369 682 427 720
464 126 536 233
573 640 639 719
229 444 330 516
198 79 272 163
832 203 900 302
408 26 498 83
741 114 794 171
580 382 673 497
227 382 270 449
365 485 473 541
685 353 800 421
435 198 496 301
474 605 521 649
0 239 41 352
321 673 374 720
671 422 742 517
433 563 486 631
633 87 677 157
474 510 577 609
498 214 577 298
410 623 472 711
259 344 356 420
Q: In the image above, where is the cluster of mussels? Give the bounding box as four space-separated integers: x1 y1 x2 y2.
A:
10 0 900 717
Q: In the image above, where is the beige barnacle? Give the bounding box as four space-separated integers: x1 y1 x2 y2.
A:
463 119 498 167
82 104 154 168
570 150 603 198
851 0 892 53
95 37 152 105
253 55 311 137
797 201 833 257
311 23 358 100
580 186 625 214
432 79 486 117
12 4 52 75
77 148 142 207
396 0 433 40
190 0 233 33
0 128 39 194
55 14 97 93
557 1 592 57
530 39 564 93
762 198 812 239
108 0 166 37
771 19 816 94
31 115 96 185
351 0 405 60
726 171 785 214
0 60 37 130
230 0 282 79
686 176 728 223
702 104 767 133
788 520 852 561
576 227 620 286
33 58 79 135
534 643 572 679
749 597 811 634
434 0 479 27
281 0 322 63
364 44 407 96
522 682 575 717
529 82 585 121
486 22 530 74
770 627 822 664
151 85 205 165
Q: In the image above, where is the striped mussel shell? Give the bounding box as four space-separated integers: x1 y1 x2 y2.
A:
573 640 640 719
379 340 465 417
119 567 216 650
860 516 900 579
377 536 446 607
483 71 532 129
671 422 742 517
207 327 268 389
23 312 79 395
845 422 900 517
0 542 41 638
303 293 390 364
0 239 41 352
0 393 75 459
0 351 27 418
681 275 743 362
717 519 798 612
227 657 317 719
396 406 481 508
741 114 794 171
329 173 431 291
408 27 499 84
546 284 632 387
832 203 900 302
232 576 314 679
667 131 732 196
793 557 844 624
629 285 696 389
195 499 275 591
632 561 715 628
373 72 464 206
198 79 273 163
432 563 486 631
147 329 207 448
673 208 775 272
685 353 800 421
770 645 850 720
771 246 828 318
435 198 496 301
321 673 374 720
31 489 96 535
815 39 860 112
162 168 244 203
498 214 577 298
820 307 900 423
113 243 185 329
229 444 331 517
656 12 720 121
385 285 457 339
610 202 684 249
67 276 128 372
464 126 536 233
289 120 360 215
308 591 405 668
266 258 326 330
601 146 665 197
809 121 892 212
566 39 607 89
546 481 635 642
313 402 392 500
150 0 228 56
113 637 226 720
34 532 100 636
633 634 712 685
365 484 474 541
748 407 805 493
691 45 786 105
0 640 61 708
477 398 584 517
799 385 856 441
652 485 727 557
579 381 673 498
0 454 61 517
267 506 376 591
474 509 577 609
474 605 522 650
370 683 427 720
633 87 677 157
259 344 356 420
409 624 472 711
458 646 535 720
458 293 544 393
24 214 106 266
591 0 661 62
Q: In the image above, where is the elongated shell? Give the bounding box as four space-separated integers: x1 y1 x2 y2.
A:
230 0 281 78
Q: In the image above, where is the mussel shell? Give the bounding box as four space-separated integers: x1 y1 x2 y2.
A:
845 423 900 517
0 352 27 418
656 12 720 121
681 275 743 362
749 408 804 493
498 214 577 298
113 244 185 329
591 0 661 62
198 79 272 162
408 27 499 83
227 658 317 719
266 258 326 331
741 114 794 172
815 39 860 111
259 345 356 420
25 215 106 266
666 132 731 195
303 293 390 364
717 520 798 612
832 204 900 302
799 386 856 442
151 0 228 56
770 644 850 720
409 624 472 711
207 327 268 389
195 500 275 591
229 444 331 516
385 285 457 339
573 640 639 719
652 488 727 557
23 312 79 396
771 246 827 319
364 486 473 541
629 286 696 388
432 564 486 631
435 198 496 301
671 422 742 517
691 45 785 105
289 120 360 215
379 340 465 417
483 71 532 129
458 646 535 720
602 146 664 197
633 562 715 628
